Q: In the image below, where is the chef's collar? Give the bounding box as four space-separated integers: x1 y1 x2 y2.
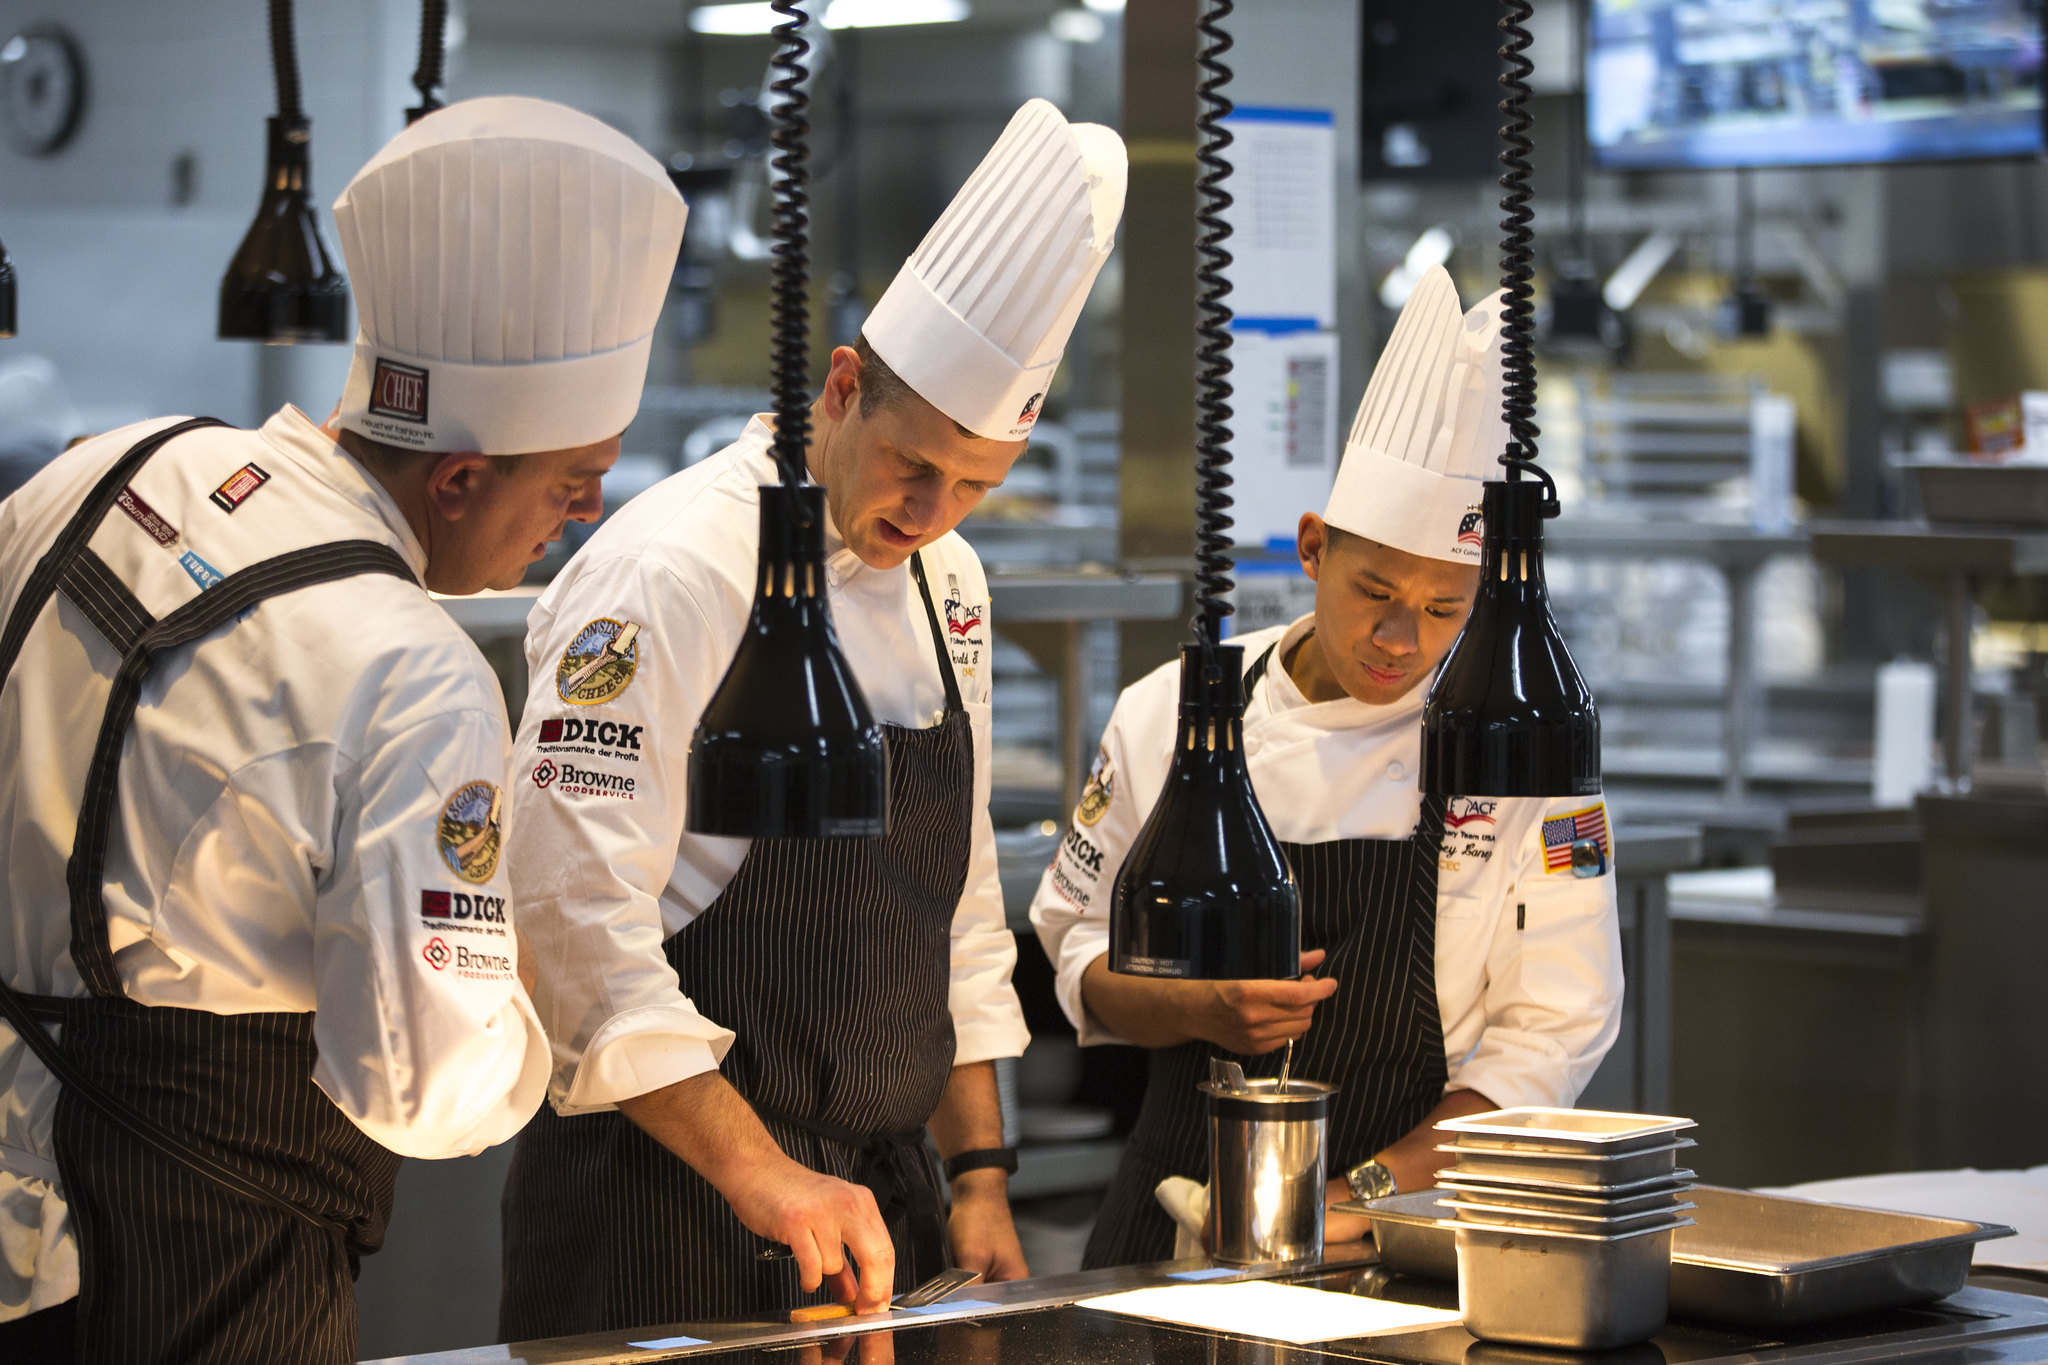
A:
739 413 892 587
1257 613 1432 729
259 405 429 577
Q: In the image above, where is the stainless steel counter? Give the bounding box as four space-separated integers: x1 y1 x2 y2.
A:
363 1253 2048 1365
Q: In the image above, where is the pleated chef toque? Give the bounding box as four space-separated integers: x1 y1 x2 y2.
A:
1323 266 1507 564
332 97 688 455
863 98 1126 441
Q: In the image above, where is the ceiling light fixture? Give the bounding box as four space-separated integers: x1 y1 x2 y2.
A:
1420 0 1601 800
218 0 348 344
1110 0 1300 982
686 2 889 840
1051 9 1106 43
406 0 447 124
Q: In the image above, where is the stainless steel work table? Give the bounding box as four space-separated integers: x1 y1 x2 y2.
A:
1807 520 2048 790
364 1253 2048 1365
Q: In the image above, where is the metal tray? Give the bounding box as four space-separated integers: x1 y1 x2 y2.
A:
1352 1186 2018 1331
1909 461 2048 525
1439 1140 1696 1187
1435 1174 1690 1218
1436 1107 1695 1154
1445 1197 1696 1237
1667 1186 2015 1327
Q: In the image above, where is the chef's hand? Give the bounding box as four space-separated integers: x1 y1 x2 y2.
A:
722 1157 898 1313
619 1072 897 1314
1192 950 1339 1054
947 1169 1029 1283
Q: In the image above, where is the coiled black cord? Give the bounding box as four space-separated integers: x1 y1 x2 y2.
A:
268 0 304 122
1192 0 1236 651
767 1 813 492
1496 0 1557 510
409 0 448 123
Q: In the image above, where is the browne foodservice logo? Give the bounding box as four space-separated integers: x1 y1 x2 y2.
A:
369 359 430 422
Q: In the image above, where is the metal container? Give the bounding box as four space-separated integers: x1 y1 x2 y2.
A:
1444 1197 1696 1237
1202 1076 1334 1265
1435 1174 1691 1218
1909 462 2048 525
1455 1219 1685 1350
1439 1147 1698 1192
1668 1186 2015 1327
1437 1107 1695 1155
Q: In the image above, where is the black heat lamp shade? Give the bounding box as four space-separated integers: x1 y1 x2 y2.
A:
686 484 889 839
0 238 14 338
219 117 349 344
1422 479 1600 797
1109 643 1301 980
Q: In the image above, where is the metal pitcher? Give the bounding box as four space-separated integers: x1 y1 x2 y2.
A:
1201 1073 1336 1265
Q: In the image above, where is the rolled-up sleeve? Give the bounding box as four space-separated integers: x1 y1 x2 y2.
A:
1445 797 1623 1110
508 556 739 1114
312 704 549 1158
948 563 1028 1066
1027 683 1155 1047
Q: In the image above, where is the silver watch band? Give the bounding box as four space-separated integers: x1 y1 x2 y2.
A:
1346 1158 1397 1202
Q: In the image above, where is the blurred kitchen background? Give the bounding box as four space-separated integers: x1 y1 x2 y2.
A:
3 0 2047 1354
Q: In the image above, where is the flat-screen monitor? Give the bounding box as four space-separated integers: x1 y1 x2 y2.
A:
1589 0 2044 169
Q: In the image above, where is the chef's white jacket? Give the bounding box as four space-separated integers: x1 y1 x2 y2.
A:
1030 616 1623 1112
509 416 1027 1114
0 407 549 1323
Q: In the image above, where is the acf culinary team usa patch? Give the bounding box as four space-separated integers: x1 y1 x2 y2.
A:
557 618 641 705
438 780 504 884
1541 802 1610 878
1076 747 1115 826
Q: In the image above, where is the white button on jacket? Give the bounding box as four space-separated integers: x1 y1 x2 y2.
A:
1030 616 1624 1112
0 408 550 1324
507 418 1027 1114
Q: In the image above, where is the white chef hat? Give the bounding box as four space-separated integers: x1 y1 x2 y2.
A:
863 99 1127 441
1323 266 1507 564
332 97 688 456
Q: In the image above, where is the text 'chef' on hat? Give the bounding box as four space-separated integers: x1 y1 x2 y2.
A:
1323 265 1507 565
332 96 688 456
862 98 1127 442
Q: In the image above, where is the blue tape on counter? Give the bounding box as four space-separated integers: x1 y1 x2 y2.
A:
899 1299 1001 1316
631 1335 711 1350
1168 1268 1240 1281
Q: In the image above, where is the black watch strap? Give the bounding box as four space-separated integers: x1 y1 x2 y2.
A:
943 1147 1018 1182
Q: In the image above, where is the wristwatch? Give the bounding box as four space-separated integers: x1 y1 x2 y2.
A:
1345 1158 1398 1203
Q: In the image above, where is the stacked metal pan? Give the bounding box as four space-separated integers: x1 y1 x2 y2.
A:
1433 1107 1699 1350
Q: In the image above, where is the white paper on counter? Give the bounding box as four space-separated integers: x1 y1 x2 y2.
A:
1076 1281 1463 1344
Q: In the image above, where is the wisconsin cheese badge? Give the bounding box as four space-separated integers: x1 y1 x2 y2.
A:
1076 746 1115 826
439 780 504 884
557 618 641 705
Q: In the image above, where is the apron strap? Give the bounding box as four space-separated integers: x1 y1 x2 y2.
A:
906 551 965 716
0 417 228 686
65 540 417 997
1244 642 1279 697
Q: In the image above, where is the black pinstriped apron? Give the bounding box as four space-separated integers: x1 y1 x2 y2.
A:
500 551 972 1339
0 419 414 1364
1083 643 1450 1269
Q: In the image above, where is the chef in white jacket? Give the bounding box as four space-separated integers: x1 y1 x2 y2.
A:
0 98 685 1363
1030 266 1624 1268
498 99 1125 1335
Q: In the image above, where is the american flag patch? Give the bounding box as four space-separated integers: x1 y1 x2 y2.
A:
1541 803 1609 875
